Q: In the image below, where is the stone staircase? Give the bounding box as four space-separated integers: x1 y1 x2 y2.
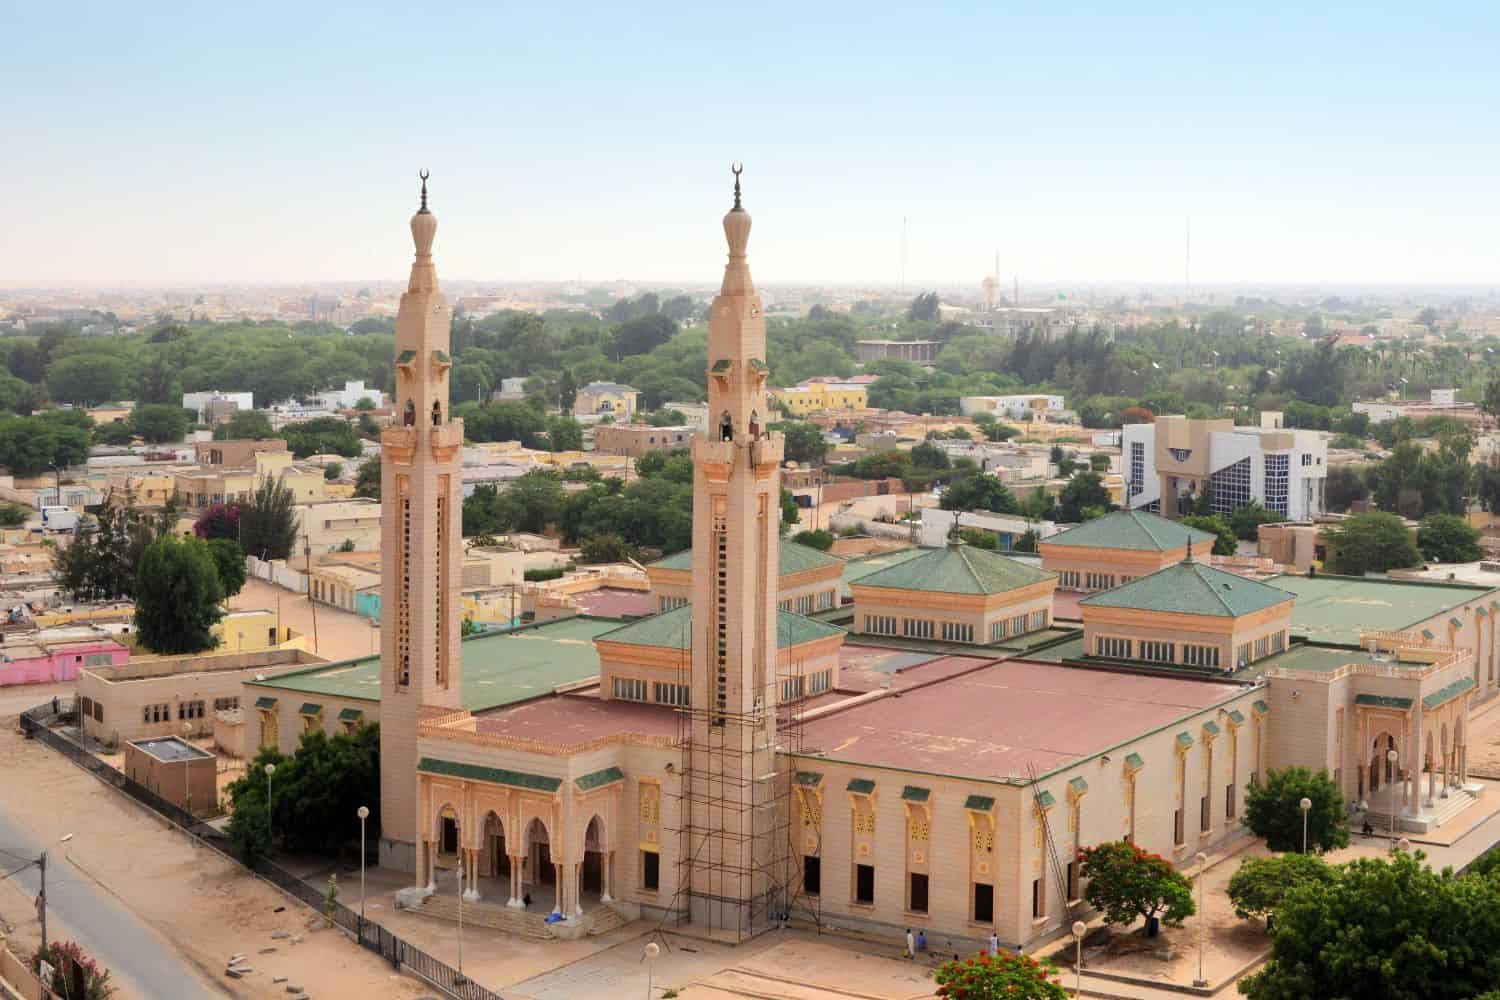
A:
1362 785 1481 835
587 904 627 936
419 894 555 940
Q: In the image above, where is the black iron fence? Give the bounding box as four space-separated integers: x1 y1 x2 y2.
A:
19 700 503 1000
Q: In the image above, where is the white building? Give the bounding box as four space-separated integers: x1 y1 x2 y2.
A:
182 390 253 423
916 510 1059 550
967 306 1085 340
959 394 1066 421
316 380 381 411
1128 413 1326 524
1122 414 1327 521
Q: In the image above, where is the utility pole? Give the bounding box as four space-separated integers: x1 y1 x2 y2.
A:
37 851 46 949
304 533 319 654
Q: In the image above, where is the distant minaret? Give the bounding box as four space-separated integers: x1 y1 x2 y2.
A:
378 172 466 874
684 164 785 935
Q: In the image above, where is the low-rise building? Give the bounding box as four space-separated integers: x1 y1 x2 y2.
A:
1040 510 1215 592
123 737 218 816
593 424 695 458
771 380 869 415
296 498 383 553
0 627 128 686
183 391 254 424
647 541 843 615
576 381 639 421
960 394 1066 422
855 339 941 364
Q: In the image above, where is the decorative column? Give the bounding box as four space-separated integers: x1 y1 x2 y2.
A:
1442 746 1451 797
1426 750 1436 807
424 842 436 893
552 864 563 916
574 862 584 917
464 849 480 902
601 851 614 903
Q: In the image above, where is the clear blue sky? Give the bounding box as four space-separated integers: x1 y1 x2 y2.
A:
6 3 1498 286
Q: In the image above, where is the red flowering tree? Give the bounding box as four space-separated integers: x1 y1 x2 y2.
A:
934 951 1068 1000
1078 840 1195 932
33 940 115 999
193 502 240 541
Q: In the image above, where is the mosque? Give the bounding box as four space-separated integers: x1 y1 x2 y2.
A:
245 171 1494 952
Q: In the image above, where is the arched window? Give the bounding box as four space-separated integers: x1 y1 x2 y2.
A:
748 410 760 440
431 401 442 426
403 400 416 426
720 411 734 442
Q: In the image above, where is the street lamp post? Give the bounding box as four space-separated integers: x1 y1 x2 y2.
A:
1071 921 1087 997
1387 748 1400 840
357 805 370 925
183 722 194 823
1299 796 1312 854
264 762 276 855
645 941 660 1000
1193 852 1209 988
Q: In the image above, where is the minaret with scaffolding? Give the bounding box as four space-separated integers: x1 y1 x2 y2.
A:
673 165 789 938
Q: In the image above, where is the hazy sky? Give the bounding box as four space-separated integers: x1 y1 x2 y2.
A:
6 4 1498 287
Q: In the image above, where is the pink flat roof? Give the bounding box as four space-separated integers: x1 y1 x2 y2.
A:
573 588 656 619
799 659 1242 782
475 689 678 744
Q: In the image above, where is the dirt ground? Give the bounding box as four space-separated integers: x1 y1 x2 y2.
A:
0 719 431 999
229 578 379 663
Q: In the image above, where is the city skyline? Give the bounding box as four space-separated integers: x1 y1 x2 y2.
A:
7 4 1498 286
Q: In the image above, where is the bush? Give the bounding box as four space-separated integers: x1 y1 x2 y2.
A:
33 941 115 999
524 566 565 582
1322 512 1421 575
1079 840 1195 931
1417 513 1482 563
790 529 834 551
1242 767 1348 853
934 951 1068 999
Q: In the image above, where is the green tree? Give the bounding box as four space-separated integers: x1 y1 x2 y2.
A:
982 422 1019 443
1181 514 1237 555
1228 502 1286 541
280 416 361 458
239 475 299 561
1226 853 1339 927
46 354 125 404
133 535 224 654
1240 850 1500 1000
1324 464 1368 512
0 502 29 527
940 473 1020 514
545 415 584 452
790 529 834 551
128 404 190 444
1417 513 1482 563
850 450 912 479
94 420 135 446
934 951 1068 999
1079 840 1196 931
1243 767 1348 853
213 409 275 440
557 368 579 415
579 533 633 564
225 725 379 859
1054 471 1114 523
908 292 941 322
780 422 828 465
613 314 677 357
354 396 376 411
322 462 342 481
910 441 951 470
193 502 240 541
1323 512 1421 575
353 460 380 499
205 537 248 599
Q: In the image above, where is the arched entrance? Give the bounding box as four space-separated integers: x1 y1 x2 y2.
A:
483 811 508 879
436 803 460 859
525 818 553 887
1368 732 1400 815
582 816 605 895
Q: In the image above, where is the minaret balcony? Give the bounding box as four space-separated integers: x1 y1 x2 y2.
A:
430 421 464 462
381 425 417 464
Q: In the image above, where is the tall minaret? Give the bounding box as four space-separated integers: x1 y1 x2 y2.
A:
684 165 785 935
378 172 465 873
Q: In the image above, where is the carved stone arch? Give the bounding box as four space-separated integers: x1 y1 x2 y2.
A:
403 399 416 426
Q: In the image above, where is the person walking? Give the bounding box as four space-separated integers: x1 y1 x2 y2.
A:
905 928 914 959
988 932 1000 957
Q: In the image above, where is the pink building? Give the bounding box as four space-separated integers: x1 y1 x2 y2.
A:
0 630 128 686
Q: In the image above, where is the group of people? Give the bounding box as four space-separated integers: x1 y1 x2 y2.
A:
904 928 1003 962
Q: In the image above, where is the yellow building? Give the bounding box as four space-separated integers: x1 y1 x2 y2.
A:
576 381 639 420
174 451 326 510
772 380 868 415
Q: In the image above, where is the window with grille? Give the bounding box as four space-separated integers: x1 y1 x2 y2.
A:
1210 457 1251 515
1030 610 1047 630
940 622 974 643
902 618 934 639
613 677 647 702
1130 442 1145 497
1264 454 1289 515
1139 641 1174 663
653 682 689 707
809 670 831 695
1182 644 1220 668
1096 636 1132 658
780 676 805 702
865 614 896 635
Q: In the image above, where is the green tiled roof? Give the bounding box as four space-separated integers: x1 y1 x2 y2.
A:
245 616 624 713
1034 790 1056 809
1479 607 1490 618
417 757 562 793
964 795 995 811
1068 777 1088 796
597 605 844 651
851 542 1053 596
576 766 625 791
338 708 364 722
1042 510 1215 552
253 696 277 710
1203 720 1221 738
847 778 876 794
1265 574 1496 646
1450 616 1465 629
1176 731 1194 749
1354 693 1414 710
901 786 930 803
648 541 842 577
710 359 733 372
396 350 417 364
796 771 823 787
431 349 450 364
1227 709 1245 725
298 702 322 716
1423 676 1476 710
1254 700 1270 714
750 358 770 371
1124 752 1145 770
1080 560 1293 618
1422 629 1436 640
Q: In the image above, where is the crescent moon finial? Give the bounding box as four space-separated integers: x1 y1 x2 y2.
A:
730 162 743 211
418 169 431 213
